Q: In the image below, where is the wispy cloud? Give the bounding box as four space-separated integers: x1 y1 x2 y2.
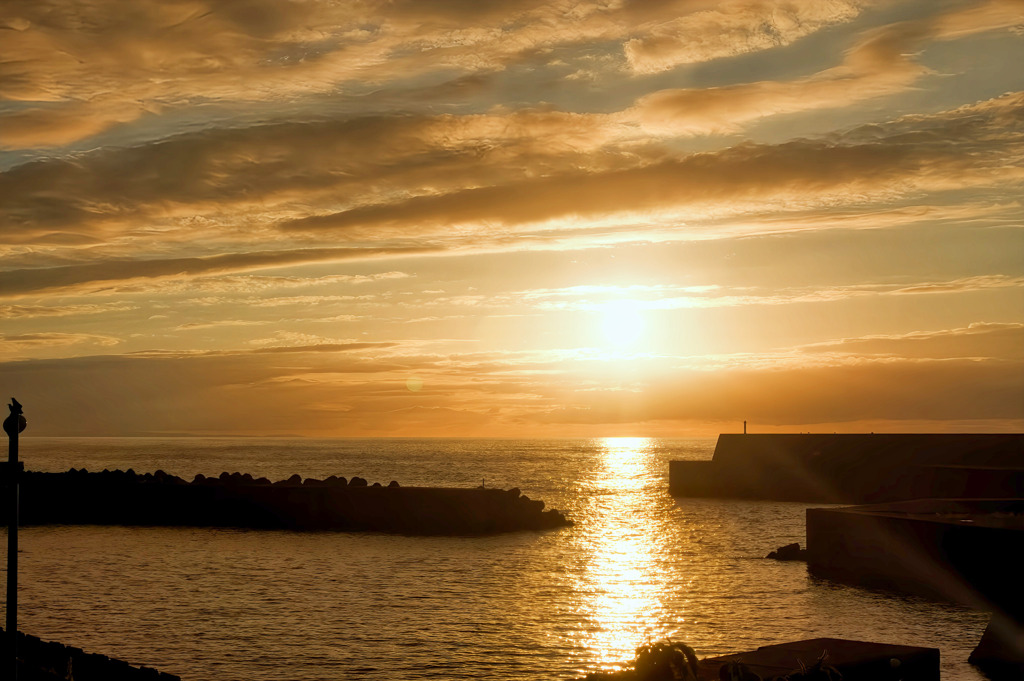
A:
411 274 1024 313
0 332 120 353
798 322 1024 359
0 302 137 319
0 247 435 297
624 0 867 74
627 0 1024 133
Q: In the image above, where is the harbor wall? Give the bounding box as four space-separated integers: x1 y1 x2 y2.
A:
805 498 1024 612
804 498 1024 676
670 433 1023 502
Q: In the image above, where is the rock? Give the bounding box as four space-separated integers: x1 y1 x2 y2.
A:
287 473 302 485
192 473 206 484
349 476 368 486
766 542 807 561
388 480 400 488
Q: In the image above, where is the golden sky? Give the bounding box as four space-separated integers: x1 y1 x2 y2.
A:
1 0 1022 436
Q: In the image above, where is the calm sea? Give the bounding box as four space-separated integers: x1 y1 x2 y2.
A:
5 437 989 680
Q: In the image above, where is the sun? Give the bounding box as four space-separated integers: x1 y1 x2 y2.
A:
599 300 646 348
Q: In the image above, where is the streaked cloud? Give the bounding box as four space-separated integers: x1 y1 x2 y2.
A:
624 0 866 74
0 332 120 353
629 0 1024 133
799 322 1024 359
0 246 436 297
0 302 137 319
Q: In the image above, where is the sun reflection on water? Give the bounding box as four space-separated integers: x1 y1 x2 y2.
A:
572 437 683 673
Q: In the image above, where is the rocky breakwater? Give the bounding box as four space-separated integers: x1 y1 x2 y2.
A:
3 468 572 534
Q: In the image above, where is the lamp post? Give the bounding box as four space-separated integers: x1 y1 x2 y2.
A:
3 398 25 680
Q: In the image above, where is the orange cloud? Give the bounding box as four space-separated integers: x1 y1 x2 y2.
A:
2 336 1020 436
0 246 437 297
0 332 120 354
798 323 1024 360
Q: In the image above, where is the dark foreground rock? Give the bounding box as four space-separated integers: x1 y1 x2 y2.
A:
698 638 939 681
0 627 179 681
969 612 1024 680
583 637 939 680
0 469 572 534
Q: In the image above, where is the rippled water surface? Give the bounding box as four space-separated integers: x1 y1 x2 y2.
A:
7 437 990 679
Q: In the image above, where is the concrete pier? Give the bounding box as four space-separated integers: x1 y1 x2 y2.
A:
670 433 1023 503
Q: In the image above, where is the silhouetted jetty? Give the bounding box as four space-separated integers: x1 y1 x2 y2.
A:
670 433 1023 503
0 469 571 534
0 627 179 680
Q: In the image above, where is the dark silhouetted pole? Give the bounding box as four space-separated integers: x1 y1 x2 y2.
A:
3 398 25 680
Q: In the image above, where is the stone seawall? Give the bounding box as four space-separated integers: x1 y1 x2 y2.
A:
1 469 572 534
670 433 1023 503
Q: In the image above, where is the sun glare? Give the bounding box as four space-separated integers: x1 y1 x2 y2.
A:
599 300 646 348
573 436 671 671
